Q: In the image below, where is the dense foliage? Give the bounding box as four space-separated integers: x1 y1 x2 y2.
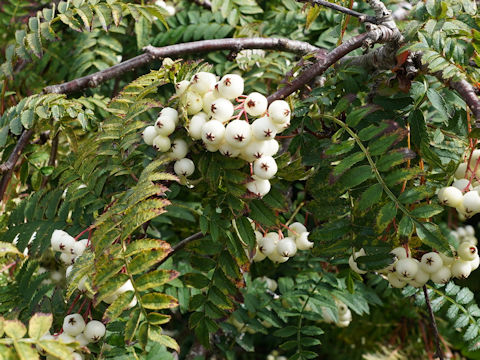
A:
2 0 480 359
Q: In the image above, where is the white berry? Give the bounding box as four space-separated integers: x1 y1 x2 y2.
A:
462 190 480 215
51 230 75 253
210 98 234 122
452 259 472 279
267 248 289 263
202 91 218 114
295 232 313 250
219 142 241 158
268 100 291 124
263 139 280 156
62 314 85 336
217 74 244 100
160 107 179 125
225 120 252 148
142 126 158 145
244 92 268 117
240 140 268 162
75 333 90 346
60 252 76 265
458 242 478 261
453 178 472 191
437 186 463 208
190 72 216 95
246 178 271 198
174 158 195 177
420 252 443 273
188 112 208 140
175 80 190 96
152 136 171 152
170 139 189 160
288 222 307 237
155 115 176 136
84 320 106 342
253 156 278 180
182 91 203 115
430 266 452 284
259 233 279 256
387 272 406 288
251 116 277 140
390 246 408 260
201 120 225 145
395 258 418 279
276 237 297 257
252 247 267 262
455 162 468 179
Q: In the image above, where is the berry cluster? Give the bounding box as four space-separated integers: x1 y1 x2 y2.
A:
350 227 479 288
321 300 353 327
438 150 480 219
142 71 292 198
252 222 313 263
50 230 88 265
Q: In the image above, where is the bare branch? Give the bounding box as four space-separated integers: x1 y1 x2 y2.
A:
0 129 34 174
444 78 480 126
298 0 378 23
423 286 444 360
44 38 319 95
268 33 369 103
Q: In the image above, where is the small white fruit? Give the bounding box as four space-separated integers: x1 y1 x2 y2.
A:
295 232 314 250
267 248 289 263
60 252 76 265
57 333 75 344
170 139 189 160
273 120 290 133
217 74 244 100
75 333 90 346
439 252 454 266
413 267 430 285
71 241 86 257
225 120 252 148
205 143 221 152
456 227 467 238
276 237 297 257
252 247 267 262
182 91 203 115
51 270 63 282
202 91 218 114
188 112 208 140
259 233 279 256
77 275 88 292
451 259 472 279
253 156 278 180
420 252 443 273
142 126 158 145
219 142 241 158
251 116 277 140
260 277 278 292
160 107 179 125
246 178 271 198
155 115 176 136
288 222 307 237
453 179 472 191
240 140 268 162
175 80 190 96
174 158 195 177
201 120 225 145
62 314 86 336
84 320 106 342
51 230 75 253
152 136 171 152
437 186 463 208
455 163 468 179
210 98 234 122
190 72 216 95
462 190 480 215
395 258 418 279
470 254 480 271
390 246 408 260
465 225 475 236
268 100 291 124
244 92 268 117
430 266 452 284
387 272 406 288
458 242 478 261
469 149 480 167
263 139 280 156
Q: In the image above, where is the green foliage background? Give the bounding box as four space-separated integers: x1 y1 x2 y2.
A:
1 0 480 359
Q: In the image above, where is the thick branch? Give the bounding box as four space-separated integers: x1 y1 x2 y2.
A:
268 33 369 102
0 129 34 174
446 78 480 126
44 38 319 95
423 286 444 360
298 0 378 23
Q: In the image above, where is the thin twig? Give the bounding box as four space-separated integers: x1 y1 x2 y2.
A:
268 33 369 103
156 232 203 269
0 129 34 174
298 0 378 23
44 38 319 95
422 286 444 360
